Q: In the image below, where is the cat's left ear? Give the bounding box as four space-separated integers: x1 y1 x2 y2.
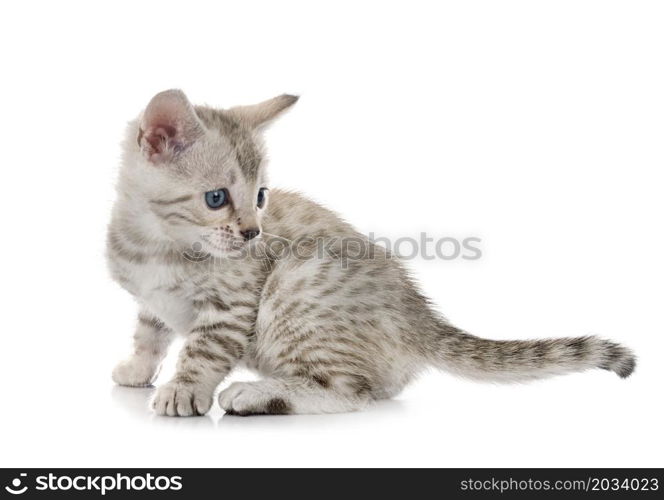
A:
227 94 299 130
138 89 205 164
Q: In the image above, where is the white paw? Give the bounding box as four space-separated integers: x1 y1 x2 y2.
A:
112 357 159 387
218 381 290 416
151 380 213 417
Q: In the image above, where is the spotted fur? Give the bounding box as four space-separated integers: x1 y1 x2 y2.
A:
108 90 636 416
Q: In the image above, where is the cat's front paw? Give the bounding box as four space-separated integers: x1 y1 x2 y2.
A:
112 357 159 387
151 381 213 417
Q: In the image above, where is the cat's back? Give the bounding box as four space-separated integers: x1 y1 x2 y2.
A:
264 189 360 242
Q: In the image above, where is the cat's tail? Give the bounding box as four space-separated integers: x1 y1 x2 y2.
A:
427 322 636 382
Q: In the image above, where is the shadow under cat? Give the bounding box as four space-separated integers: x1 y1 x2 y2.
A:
111 385 406 429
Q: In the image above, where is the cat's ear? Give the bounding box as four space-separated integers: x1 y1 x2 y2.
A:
138 89 205 163
227 94 299 130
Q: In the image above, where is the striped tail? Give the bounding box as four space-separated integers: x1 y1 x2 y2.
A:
430 323 636 382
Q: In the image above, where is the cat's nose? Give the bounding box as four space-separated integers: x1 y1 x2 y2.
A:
241 228 261 241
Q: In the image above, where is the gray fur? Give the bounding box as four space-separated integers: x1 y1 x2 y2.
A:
108 89 636 416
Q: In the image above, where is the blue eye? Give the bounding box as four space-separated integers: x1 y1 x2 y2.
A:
205 189 229 209
257 188 267 208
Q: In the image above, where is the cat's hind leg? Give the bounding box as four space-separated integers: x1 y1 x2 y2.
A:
218 377 371 415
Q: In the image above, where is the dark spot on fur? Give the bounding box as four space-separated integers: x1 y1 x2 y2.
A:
533 342 548 360
311 374 330 388
351 375 373 396
173 373 197 385
225 398 292 417
266 398 291 414
566 338 587 359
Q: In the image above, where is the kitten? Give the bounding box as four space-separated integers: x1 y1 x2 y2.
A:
108 89 636 416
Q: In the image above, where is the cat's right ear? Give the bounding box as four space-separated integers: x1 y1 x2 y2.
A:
138 89 204 164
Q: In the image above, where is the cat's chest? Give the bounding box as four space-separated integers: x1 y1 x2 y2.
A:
142 288 194 333
123 260 262 334
130 263 198 333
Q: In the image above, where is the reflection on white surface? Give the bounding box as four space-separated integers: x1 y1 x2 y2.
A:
111 385 155 416
111 384 406 429
2 370 659 467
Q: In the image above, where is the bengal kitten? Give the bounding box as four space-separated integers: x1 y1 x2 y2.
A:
108 90 635 416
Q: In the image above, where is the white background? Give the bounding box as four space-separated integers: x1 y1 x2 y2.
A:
0 1 662 468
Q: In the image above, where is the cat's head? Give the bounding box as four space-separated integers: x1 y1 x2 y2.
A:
121 89 297 257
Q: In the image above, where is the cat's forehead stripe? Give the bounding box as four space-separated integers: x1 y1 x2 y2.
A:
232 139 261 182
194 106 261 182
